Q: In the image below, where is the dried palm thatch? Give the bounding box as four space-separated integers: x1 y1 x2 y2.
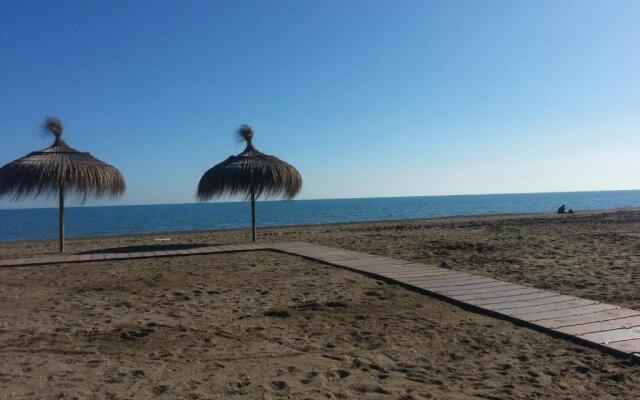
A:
197 125 302 241
0 117 126 252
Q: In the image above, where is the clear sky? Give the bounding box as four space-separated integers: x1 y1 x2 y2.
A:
1 0 639 209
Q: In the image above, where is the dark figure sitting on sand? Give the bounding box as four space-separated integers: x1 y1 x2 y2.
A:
557 205 566 214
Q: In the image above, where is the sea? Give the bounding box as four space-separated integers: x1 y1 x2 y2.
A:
0 190 639 242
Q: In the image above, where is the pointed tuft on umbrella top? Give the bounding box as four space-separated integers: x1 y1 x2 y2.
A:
42 117 64 140
236 124 254 145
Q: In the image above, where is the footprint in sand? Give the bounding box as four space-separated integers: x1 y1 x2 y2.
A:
300 371 319 384
261 309 290 318
226 376 251 394
270 380 288 390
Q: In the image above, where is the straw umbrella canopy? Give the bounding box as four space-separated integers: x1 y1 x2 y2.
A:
197 125 302 241
0 117 126 253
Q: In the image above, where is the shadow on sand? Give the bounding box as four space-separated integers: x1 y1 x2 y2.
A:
79 243 213 255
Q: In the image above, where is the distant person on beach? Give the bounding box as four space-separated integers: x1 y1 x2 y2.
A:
557 205 566 214
568 209 575 214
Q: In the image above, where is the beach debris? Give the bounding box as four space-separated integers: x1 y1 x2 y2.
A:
440 260 450 269
154 238 171 242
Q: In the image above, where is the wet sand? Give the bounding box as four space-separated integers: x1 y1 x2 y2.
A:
1 251 639 399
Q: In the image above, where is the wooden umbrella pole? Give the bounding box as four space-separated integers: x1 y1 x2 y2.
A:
250 187 256 242
58 185 65 253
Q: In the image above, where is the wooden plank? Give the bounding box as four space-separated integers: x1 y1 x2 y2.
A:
365 264 433 274
535 309 640 329
470 291 560 306
557 316 640 336
198 247 222 253
414 278 498 290
381 270 457 280
90 254 105 261
400 275 473 286
380 273 457 283
485 295 578 311
8 258 37 266
605 339 640 354
362 262 432 273
6 258 39 266
214 245 237 252
439 282 520 296
399 272 472 283
207 245 233 252
341 258 413 268
502 299 599 316
311 249 371 257
189 247 211 254
236 244 266 250
521 304 620 322
29 255 68 265
380 269 460 280
579 327 640 344
402 272 485 283
451 287 541 301
371 265 446 275
361 268 449 278
358 260 426 267
317 253 378 261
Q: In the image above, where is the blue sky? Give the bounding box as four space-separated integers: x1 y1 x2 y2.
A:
1 0 639 209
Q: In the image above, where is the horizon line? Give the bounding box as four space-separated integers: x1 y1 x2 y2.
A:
1 188 639 211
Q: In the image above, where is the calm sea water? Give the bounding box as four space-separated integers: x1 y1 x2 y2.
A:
1 190 639 242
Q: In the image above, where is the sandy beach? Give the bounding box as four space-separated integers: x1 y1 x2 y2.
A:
2 209 639 309
1 251 639 399
1 210 640 399
2 0 638 397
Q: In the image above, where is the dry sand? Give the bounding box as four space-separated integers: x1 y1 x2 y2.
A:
2 209 639 309
1 251 639 399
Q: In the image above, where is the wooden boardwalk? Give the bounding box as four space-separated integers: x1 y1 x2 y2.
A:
1 241 639 361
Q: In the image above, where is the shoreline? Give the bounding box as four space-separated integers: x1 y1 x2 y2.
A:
2 206 640 245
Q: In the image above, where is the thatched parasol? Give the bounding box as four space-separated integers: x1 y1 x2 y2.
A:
197 125 302 241
0 117 126 252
